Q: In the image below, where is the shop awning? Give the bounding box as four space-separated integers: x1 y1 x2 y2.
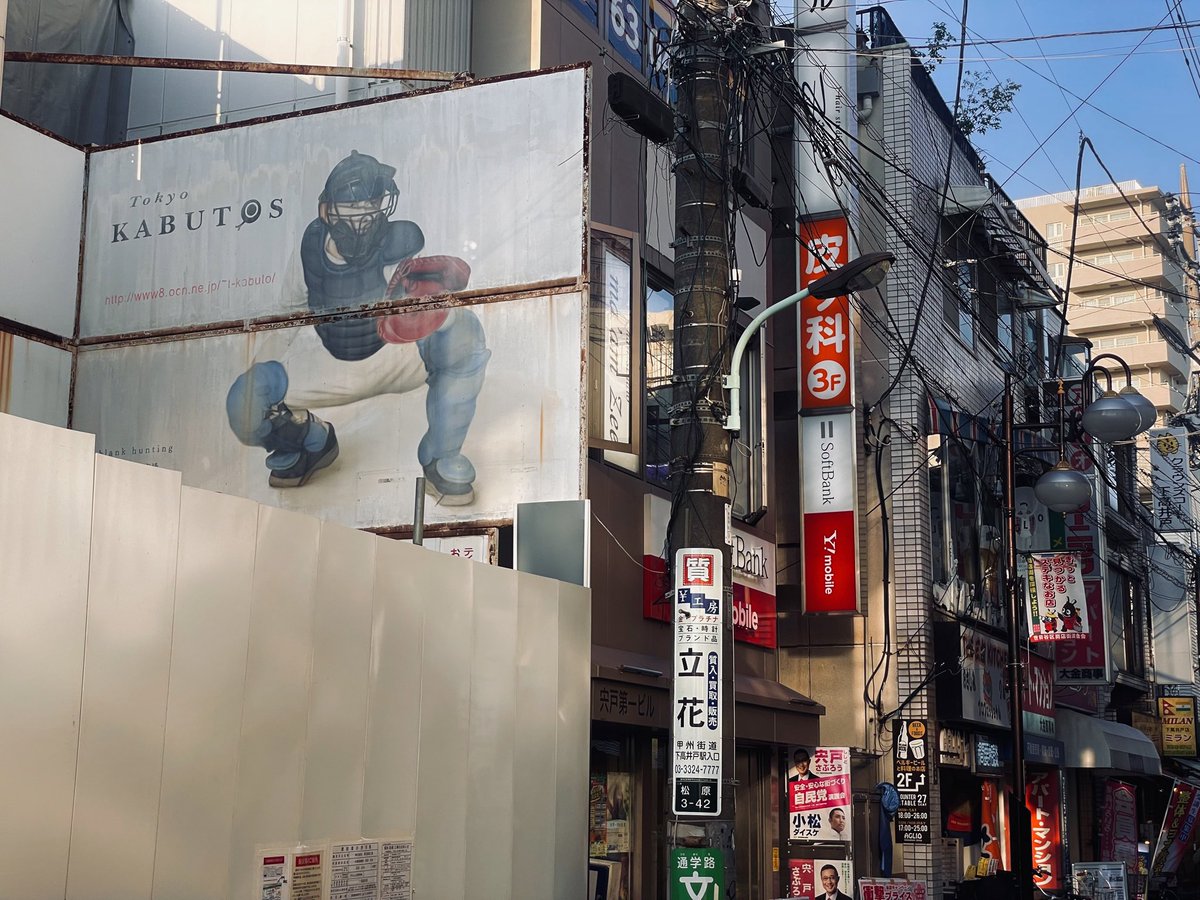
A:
1057 709 1162 775
589 645 825 745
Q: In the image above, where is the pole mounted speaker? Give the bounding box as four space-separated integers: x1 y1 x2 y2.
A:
607 72 673 145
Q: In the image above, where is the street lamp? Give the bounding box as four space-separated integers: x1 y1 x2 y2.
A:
723 252 895 432
1002 351 1154 900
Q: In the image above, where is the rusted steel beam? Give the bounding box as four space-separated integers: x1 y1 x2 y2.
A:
3 51 468 84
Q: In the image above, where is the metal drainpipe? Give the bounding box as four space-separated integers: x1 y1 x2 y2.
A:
335 0 352 104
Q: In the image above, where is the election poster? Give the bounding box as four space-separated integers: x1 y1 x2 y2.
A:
788 746 852 842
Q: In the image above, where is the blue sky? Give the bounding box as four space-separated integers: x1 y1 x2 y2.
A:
877 1 1199 203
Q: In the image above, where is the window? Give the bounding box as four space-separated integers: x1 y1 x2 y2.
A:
1107 565 1146 678
1047 222 1065 240
645 274 674 487
1050 262 1066 286
588 226 641 462
645 275 766 521
928 434 1005 628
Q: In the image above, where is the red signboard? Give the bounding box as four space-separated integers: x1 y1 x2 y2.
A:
803 509 857 613
1101 780 1138 872
1026 770 1063 890
642 496 778 647
799 218 853 409
1051 380 1109 685
643 560 778 648
860 879 928 900
1153 780 1200 875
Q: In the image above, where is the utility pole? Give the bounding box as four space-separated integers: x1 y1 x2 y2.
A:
669 0 738 892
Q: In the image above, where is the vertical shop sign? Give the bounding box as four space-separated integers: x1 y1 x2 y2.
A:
1026 771 1063 890
798 217 860 615
1152 781 1200 875
1160 696 1197 757
1050 380 1110 686
789 747 853 841
893 720 931 844
1101 781 1139 874
980 779 1007 869
672 549 723 816
800 413 858 613
670 848 724 900
798 218 853 410
1021 650 1057 737
1149 428 1193 535
1026 553 1090 641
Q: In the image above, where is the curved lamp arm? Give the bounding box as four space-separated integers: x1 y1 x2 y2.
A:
723 286 810 432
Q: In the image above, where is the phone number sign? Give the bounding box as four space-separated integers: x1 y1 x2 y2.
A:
672 549 723 817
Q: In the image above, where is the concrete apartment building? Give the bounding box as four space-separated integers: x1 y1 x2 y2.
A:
1016 177 1198 420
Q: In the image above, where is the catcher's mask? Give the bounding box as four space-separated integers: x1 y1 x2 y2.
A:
318 150 399 261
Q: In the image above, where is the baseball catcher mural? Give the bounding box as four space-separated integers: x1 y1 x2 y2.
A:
225 151 490 504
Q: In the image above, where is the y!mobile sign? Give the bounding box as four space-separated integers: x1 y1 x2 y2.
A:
801 413 859 613
799 217 860 614
672 549 723 817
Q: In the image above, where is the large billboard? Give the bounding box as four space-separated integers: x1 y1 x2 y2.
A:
71 69 589 530
74 292 584 530
80 69 587 337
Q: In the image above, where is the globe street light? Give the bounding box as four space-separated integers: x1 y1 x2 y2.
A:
723 252 895 432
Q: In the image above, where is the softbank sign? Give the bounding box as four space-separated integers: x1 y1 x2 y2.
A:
641 495 777 649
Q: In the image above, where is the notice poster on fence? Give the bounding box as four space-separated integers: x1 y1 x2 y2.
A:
1026 552 1089 641
258 850 291 900
291 852 324 900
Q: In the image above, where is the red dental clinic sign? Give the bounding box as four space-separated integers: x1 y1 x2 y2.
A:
798 217 859 613
799 217 854 409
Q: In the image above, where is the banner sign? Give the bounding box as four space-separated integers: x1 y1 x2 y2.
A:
1026 770 1064 890
74 292 585 532
981 779 1007 869
672 549 723 817
1022 650 1057 738
789 747 852 841
82 70 586 338
788 858 854 900
800 411 859 613
670 848 723 900
1049 380 1110 686
643 495 777 648
1101 781 1139 873
859 879 928 900
1160 696 1197 757
1026 553 1089 641
934 623 1011 729
893 720 931 844
1150 428 1193 535
1153 781 1200 875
